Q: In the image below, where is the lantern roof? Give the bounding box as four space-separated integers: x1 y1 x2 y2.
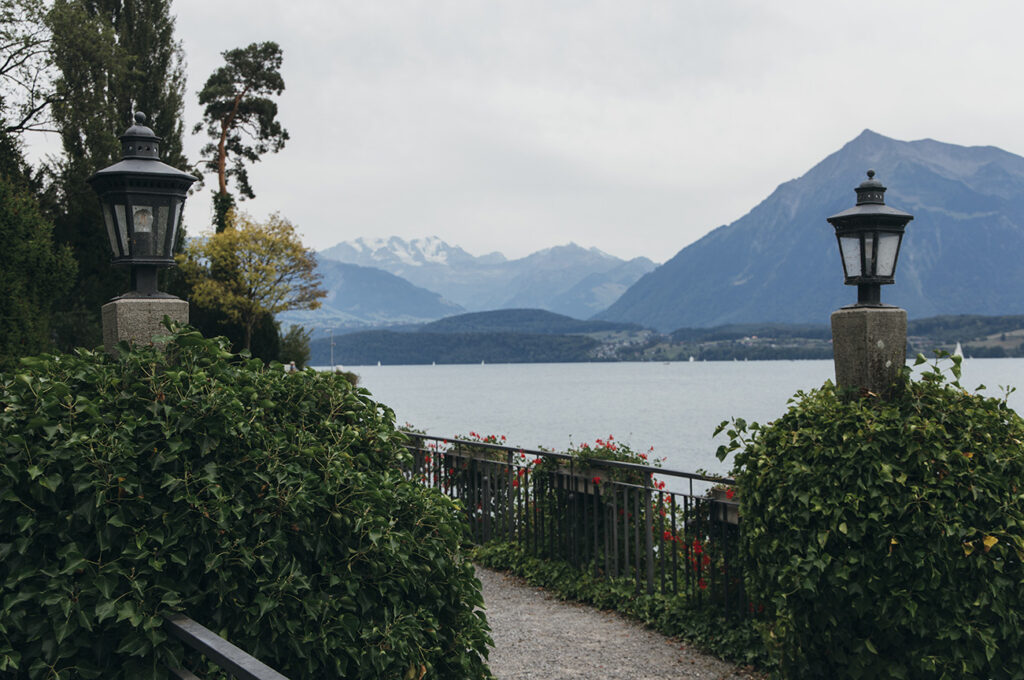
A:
827 170 913 225
87 112 197 186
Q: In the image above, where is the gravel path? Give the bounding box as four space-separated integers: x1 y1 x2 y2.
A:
476 565 764 680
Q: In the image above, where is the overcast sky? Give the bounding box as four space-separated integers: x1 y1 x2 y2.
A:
157 1 1024 261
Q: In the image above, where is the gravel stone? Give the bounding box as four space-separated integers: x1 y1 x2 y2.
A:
476 565 763 680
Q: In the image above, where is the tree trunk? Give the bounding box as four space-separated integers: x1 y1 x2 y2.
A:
244 317 254 351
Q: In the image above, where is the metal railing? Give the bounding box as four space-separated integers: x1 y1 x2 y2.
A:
401 433 746 618
163 614 289 680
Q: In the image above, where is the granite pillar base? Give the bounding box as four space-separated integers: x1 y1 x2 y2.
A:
102 297 189 354
831 306 907 399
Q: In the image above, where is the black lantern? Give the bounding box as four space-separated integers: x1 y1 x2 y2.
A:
826 170 914 306
88 112 197 297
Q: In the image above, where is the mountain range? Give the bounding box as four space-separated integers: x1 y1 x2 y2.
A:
318 237 657 319
598 130 1024 331
283 129 1024 337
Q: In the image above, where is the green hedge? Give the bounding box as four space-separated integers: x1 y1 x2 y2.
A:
0 328 491 678
717 356 1024 679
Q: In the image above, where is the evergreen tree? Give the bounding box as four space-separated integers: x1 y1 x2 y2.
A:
45 0 187 349
0 126 76 369
194 41 288 232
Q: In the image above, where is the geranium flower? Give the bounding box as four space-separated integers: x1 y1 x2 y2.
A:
592 476 601 485
725 488 736 500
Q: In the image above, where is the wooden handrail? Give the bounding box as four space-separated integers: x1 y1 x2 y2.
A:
162 614 290 680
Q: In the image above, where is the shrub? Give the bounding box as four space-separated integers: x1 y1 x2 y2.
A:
716 356 1024 679
0 327 491 679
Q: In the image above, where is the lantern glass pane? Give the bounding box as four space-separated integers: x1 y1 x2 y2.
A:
840 236 862 278
155 205 170 257
168 199 182 253
876 233 901 278
114 204 129 257
131 204 156 257
102 204 121 257
863 234 875 276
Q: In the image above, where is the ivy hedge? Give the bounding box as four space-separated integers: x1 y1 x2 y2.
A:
717 356 1024 679
0 327 491 678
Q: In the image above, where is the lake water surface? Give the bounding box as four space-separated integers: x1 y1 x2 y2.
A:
321 359 1024 478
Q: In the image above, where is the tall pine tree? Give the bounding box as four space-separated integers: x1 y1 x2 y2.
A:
45 0 188 348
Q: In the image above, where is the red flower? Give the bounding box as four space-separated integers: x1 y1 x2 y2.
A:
592 476 601 485
698 578 707 591
518 468 526 476
424 455 432 464
512 479 519 488
639 453 648 460
725 488 735 500
662 530 672 541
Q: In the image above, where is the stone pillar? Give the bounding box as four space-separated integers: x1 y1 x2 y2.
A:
830 306 907 398
102 297 189 354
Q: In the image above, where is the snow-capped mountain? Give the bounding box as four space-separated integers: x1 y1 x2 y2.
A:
317 237 657 319
320 236 506 269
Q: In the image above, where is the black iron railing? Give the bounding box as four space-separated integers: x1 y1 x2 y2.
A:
163 614 289 680
401 433 746 618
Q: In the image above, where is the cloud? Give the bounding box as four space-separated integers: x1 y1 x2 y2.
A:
158 0 1024 260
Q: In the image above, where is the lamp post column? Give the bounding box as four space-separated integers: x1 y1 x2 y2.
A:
826 171 914 398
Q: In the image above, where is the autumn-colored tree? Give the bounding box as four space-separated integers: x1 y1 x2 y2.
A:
194 41 289 232
177 211 325 351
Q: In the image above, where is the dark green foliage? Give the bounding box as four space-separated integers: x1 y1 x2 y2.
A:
278 324 311 369
0 133 77 370
717 357 1024 679
188 306 279 364
473 542 765 668
309 329 599 366
0 327 491 678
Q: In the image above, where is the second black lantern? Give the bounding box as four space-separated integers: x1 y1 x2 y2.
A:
826 170 914 306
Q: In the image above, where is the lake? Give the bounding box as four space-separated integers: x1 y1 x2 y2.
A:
319 358 1024 478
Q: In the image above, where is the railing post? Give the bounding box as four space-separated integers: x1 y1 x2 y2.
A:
644 475 654 595
506 450 514 541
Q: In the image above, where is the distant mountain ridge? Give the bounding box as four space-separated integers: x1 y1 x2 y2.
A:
598 130 1024 331
419 309 641 335
276 257 464 330
319 236 657 320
